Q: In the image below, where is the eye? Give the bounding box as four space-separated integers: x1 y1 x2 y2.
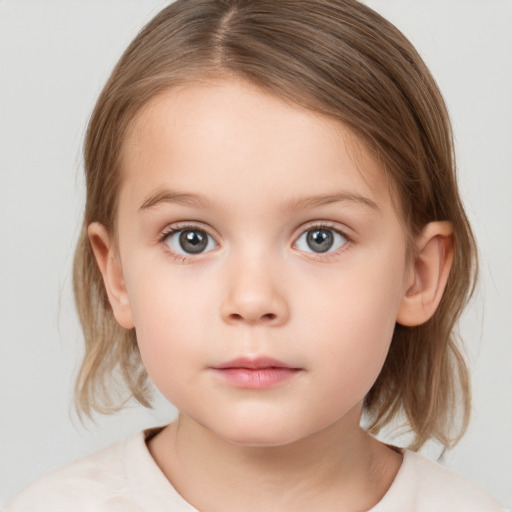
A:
164 228 217 255
294 226 347 254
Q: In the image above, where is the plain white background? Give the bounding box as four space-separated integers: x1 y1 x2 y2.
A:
1 0 511 507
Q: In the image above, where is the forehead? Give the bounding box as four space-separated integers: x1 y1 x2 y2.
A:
119 80 394 214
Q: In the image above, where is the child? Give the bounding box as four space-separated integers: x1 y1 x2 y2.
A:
4 0 506 510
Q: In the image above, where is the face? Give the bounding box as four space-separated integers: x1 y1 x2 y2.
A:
108 80 413 446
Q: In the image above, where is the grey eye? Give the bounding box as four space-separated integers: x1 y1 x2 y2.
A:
165 229 217 255
295 228 347 253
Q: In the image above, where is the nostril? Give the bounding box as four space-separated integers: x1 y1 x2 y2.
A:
227 312 277 322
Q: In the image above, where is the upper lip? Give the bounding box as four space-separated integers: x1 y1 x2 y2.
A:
213 357 297 370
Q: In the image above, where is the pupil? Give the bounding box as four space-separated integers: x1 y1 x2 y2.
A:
306 229 333 253
179 230 208 254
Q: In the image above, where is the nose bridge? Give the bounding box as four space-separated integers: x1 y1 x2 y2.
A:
220 242 289 326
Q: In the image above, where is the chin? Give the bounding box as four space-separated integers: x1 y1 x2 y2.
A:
222 431 302 448
204 417 316 448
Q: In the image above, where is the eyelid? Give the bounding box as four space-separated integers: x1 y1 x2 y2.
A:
293 221 351 240
158 221 220 261
292 221 351 255
158 221 219 242
157 220 352 261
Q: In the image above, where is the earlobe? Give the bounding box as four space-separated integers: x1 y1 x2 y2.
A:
88 222 135 329
396 221 454 327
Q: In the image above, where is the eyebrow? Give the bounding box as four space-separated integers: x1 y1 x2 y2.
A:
139 188 380 213
139 190 210 210
283 192 380 213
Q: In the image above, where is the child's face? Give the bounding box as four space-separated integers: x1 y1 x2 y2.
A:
105 80 414 446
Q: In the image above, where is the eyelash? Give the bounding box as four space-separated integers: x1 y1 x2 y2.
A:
158 221 351 263
158 223 217 263
296 221 351 260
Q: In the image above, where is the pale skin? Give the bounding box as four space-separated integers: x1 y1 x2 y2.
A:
89 79 454 511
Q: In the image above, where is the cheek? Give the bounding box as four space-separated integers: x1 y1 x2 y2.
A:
300 253 407 389
126 269 215 390
309 302 395 402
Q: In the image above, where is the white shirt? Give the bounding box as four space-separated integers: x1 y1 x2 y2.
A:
4 427 505 511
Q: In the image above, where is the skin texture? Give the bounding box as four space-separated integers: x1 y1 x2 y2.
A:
89 80 454 511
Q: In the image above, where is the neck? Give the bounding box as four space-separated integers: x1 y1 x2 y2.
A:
148 405 402 512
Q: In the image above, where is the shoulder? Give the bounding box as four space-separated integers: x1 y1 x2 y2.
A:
4 432 144 512
399 450 505 512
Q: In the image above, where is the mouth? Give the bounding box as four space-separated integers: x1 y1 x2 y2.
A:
211 357 302 389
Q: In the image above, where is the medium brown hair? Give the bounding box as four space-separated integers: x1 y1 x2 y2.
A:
73 0 477 450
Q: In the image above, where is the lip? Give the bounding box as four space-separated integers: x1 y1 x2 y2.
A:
211 357 302 389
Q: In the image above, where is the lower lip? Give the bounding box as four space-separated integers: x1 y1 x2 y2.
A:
213 367 301 389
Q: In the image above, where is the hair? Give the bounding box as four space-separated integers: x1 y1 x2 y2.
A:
73 0 477 451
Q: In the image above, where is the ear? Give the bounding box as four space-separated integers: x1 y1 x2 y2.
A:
396 221 454 327
88 222 135 329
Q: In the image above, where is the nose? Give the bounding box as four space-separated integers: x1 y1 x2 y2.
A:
220 257 290 327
